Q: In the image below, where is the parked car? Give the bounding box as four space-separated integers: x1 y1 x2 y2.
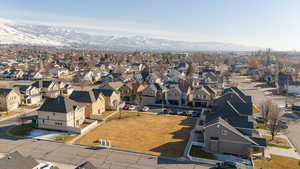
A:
142 106 150 112
179 112 188 116
192 112 201 117
129 105 137 111
35 162 54 169
163 109 171 114
212 161 238 169
255 116 266 123
279 120 288 129
123 104 130 110
170 111 178 115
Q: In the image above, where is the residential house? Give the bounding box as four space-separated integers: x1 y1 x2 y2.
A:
119 82 136 103
203 117 266 156
142 84 158 105
92 88 121 110
37 96 85 132
165 85 183 105
69 90 105 120
0 151 39 169
0 88 21 111
32 80 60 98
190 86 215 108
75 161 97 169
197 87 266 157
13 85 42 105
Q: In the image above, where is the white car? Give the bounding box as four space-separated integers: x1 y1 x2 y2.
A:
129 105 136 111
142 106 150 112
35 162 54 169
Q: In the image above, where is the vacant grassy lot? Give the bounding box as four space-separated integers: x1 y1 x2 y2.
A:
254 155 300 169
76 112 196 157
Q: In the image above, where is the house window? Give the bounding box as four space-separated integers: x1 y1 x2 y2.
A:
222 130 228 136
53 113 56 116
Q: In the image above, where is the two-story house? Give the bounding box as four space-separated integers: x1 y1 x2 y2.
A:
92 88 121 111
13 84 42 105
69 90 105 120
37 96 85 132
0 88 21 112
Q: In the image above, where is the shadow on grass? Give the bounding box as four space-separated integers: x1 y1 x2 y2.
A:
150 117 196 159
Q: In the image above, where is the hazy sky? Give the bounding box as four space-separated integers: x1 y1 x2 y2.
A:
0 0 299 50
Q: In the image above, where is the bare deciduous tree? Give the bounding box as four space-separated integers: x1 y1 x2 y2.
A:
259 100 273 121
267 104 281 140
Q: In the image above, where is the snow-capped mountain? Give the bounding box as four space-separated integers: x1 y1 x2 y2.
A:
0 18 259 51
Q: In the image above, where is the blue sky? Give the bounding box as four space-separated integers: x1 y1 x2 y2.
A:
0 0 299 50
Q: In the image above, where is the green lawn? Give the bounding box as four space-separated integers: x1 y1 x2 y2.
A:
268 144 291 149
189 145 216 160
9 122 35 137
55 135 78 144
254 154 300 169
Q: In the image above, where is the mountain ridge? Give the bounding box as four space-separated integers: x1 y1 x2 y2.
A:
0 18 260 51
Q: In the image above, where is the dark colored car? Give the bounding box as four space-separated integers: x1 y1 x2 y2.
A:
179 112 188 116
255 116 266 123
123 104 130 110
211 161 238 169
192 112 201 117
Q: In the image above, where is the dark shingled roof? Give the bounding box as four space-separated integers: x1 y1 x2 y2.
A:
223 87 252 104
38 96 82 113
0 88 13 96
69 90 96 103
93 88 115 97
250 137 267 147
75 161 98 169
32 80 53 88
207 101 254 129
204 117 257 145
0 151 39 169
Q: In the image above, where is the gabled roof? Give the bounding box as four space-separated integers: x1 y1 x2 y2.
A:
75 161 98 169
93 88 116 97
69 90 97 103
0 88 14 96
207 101 254 129
0 151 39 169
223 87 251 104
203 86 215 95
204 117 258 145
38 96 82 113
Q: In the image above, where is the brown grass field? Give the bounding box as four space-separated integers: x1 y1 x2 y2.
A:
76 112 196 157
254 155 300 169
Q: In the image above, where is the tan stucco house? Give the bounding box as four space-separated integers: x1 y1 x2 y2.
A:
92 88 121 110
37 96 85 132
69 90 105 120
0 88 21 112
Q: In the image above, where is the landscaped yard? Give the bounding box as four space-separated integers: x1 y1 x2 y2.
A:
76 112 196 157
55 135 79 144
254 155 300 169
9 122 35 137
263 135 292 149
